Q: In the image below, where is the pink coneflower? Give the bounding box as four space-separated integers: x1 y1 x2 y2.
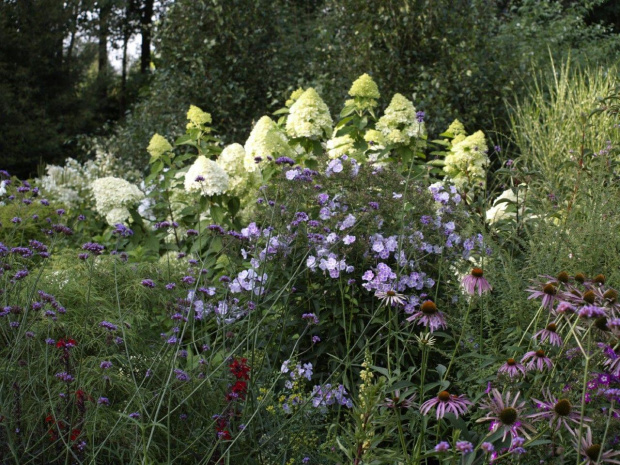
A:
375 289 407 307
527 282 560 310
576 428 620 464
532 323 562 346
476 389 536 441
462 268 492 296
498 358 527 378
406 301 447 333
382 389 418 410
521 349 553 372
420 390 472 419
530 390 591 435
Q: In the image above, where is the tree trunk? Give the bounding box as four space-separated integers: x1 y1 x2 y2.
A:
98 2 110 78
140 0 154 74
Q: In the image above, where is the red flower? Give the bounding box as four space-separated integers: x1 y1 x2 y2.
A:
70 428 81 441
229 358 250 380
56 338 77 349
226 380 248 401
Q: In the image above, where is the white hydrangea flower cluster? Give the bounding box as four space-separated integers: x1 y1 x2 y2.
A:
486 186 528 224
375 93 425 145
244 116 294 172
326 134 356 159
286 88 333 139
217 143 259 197
39 149 141 209
184 155 229 196
443 130 489 189
91 176 145 226
346 73 380 111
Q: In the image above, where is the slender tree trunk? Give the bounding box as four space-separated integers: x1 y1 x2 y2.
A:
121 26 129 114
98 1 111 102
65 0 81 72
140 0 154 74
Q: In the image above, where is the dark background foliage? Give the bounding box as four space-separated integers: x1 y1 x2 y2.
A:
1 0 619 177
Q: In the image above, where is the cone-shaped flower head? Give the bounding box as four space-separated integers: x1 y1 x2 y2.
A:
285 87 305 107
286 88 333 139
443 130 489 189
347 73 380 111
186 105 212 130
446 119 467 140
184 156 229 196
147 134 173 160
376 93 426 144
349 73 380 99
244 116 294 172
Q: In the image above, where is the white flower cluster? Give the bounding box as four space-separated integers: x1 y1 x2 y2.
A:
217 143 260 198
486 186 528 224
443 130 489 189
184 156 229 196
375 93 425 145
38 149 141 209
346 73 380 111
244 116 294 172
326 134 355 159
91 176 145 226
286 88 333 139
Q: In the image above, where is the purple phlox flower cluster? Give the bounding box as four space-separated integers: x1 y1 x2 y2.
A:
100 361 113 369
141 279 155 288
310 384 352 409
338 214 356 231
213 299 245 325
325 158 343 177
369 234 399 260
285 167 318 182
240 222 260 239
229 268 268 295
428 182 462 207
